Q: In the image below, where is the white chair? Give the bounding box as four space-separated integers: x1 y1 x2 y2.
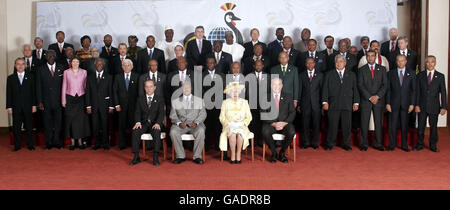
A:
220 132 255 162
141 133 167 160
262 134 296 163
171 134 206 162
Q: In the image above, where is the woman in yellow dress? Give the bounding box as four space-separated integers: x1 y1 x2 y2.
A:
219 82 252 164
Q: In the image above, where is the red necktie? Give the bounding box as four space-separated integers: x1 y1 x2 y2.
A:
370 65 375 80
391 41 395 52
378 54 382 65
309 71 313 82
275 94 280 109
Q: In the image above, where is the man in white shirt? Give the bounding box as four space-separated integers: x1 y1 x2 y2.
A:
222 32 245 63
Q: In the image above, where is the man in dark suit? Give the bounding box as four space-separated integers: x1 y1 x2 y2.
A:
81 47 110 76
330 39 358 73
267 28 285 68
32 37 47 67
138 60 167 99
136 35 166 74
321 35 339 71
36 50 64 150
386 55 416 152
130 80 165 166
272 36 300 68
112 43 135 75
202 57 226 151
270 52 299 108
322 55 360 151
7 58 37 151
185 26 213 69
298 57 323 149
389 36 418 71
100 34 119 74
357 50 388 151
60 46 75 70
242 28 268 59
246 60 270 147
381 28 399 58
298 39 328 73
207 40 233 74
261 78 296 163
415 56 447 153
167 57 195 104
168 45 186 74
113 59 139 150
23 44 40 75
86 58 114 150
47 31 74 62
242 43 271 75
357 36 370 63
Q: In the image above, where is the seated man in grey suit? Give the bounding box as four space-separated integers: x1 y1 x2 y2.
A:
169 82 207 165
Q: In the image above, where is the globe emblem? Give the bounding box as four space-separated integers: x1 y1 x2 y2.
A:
208 27 232 44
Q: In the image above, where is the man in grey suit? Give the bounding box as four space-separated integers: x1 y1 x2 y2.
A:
169 82 207 165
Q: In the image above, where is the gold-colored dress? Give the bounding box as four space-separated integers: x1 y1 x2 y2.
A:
76 49 92 63
219 98 252 151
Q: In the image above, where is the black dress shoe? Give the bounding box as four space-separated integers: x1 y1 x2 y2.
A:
103 146 110 150
279 154 288 163
153 158 160 166
343 146 352 151
269 155 277 163
193 158 204 165
69 145 75 151
222 152 230 160
27 146 35 151
373 146 385 151
129 157 141 166
92 145 101 150
360 147 368 151
236 160 242 164
311 145 319 150
300 145 310 149
118 146 126 151
55 145 62 149
430 148 440 153
173 158 186 164
387 147 395 151
230 160 236 164
401 147 411 152
413 146 424 151
12 147 21 152
325 146 333 151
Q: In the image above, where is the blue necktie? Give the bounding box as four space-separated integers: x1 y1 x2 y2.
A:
19 74 23 85
125 74 130 91
148 49 153 59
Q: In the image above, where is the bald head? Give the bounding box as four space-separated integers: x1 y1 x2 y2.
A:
278 51 289 65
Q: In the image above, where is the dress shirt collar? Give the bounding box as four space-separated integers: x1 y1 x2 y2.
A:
47 63 56 70
96 71 104 78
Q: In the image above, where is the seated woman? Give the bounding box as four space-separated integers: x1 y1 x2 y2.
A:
219 82 252 164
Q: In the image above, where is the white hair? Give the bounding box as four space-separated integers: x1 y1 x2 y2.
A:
122 58 133 67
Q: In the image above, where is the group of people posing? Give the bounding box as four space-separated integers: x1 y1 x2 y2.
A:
6 25 447 166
